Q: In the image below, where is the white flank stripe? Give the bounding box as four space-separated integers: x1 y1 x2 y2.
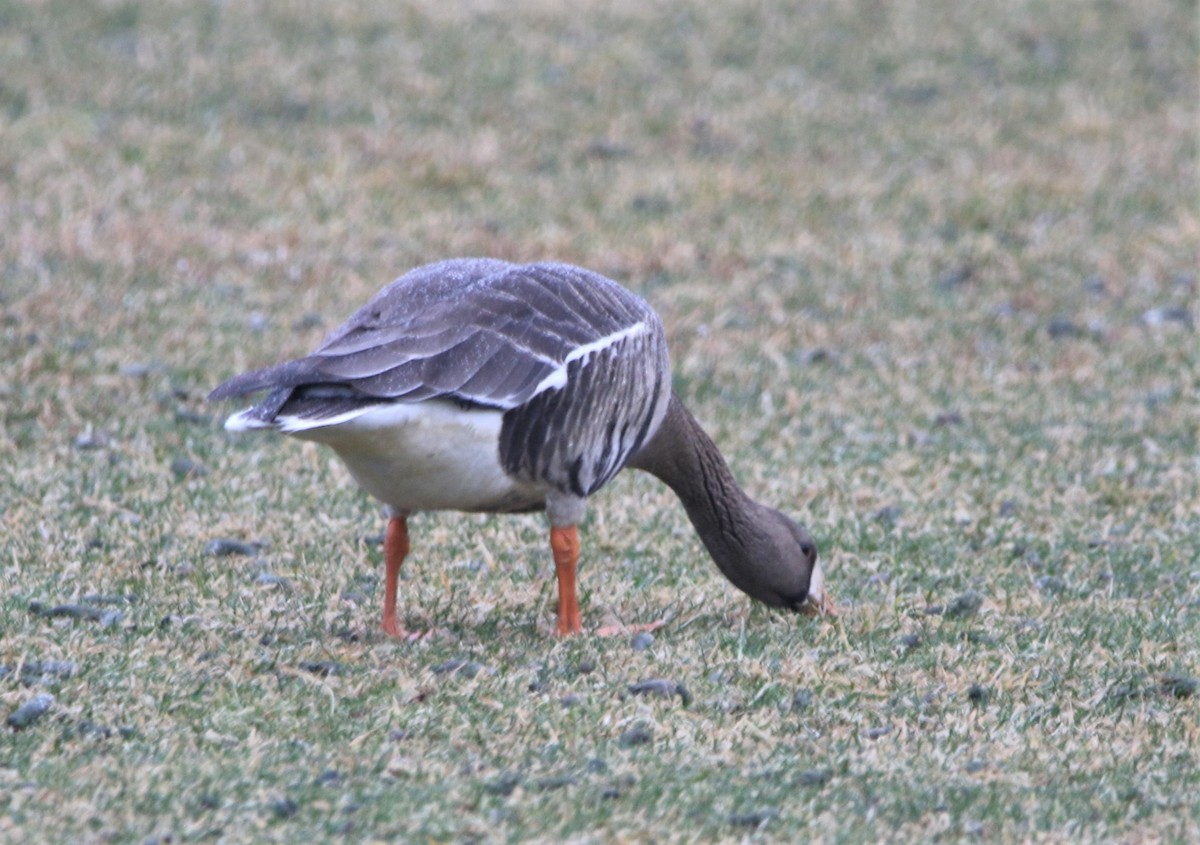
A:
276 406 379 433
224 408 272 432
531 321 646 396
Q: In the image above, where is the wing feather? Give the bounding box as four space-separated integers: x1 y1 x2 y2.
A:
209 259 659 424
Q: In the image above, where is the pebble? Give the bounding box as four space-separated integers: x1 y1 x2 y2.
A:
205 538 265 557
1160 673 1198 698
28 601 122 627
298 660 344 677
935 265 973 290
943 590 984 619
531 774 574 792
7 693 54 730
628 678 691 707
863 726 891 740
484 771 522 796
82 593 136 606
253 572 292 591
967 684 990 706
170 455 207 479
1035 575 1067 595
18 659 78 686
118 361 161 377
791 689 813 712
270 797 298 819
729 809 777 829
1141 306 1193 329
873 505 903 526
315 769 343 786
74 429 111 450
796 767 832 787
1046 315 1085 339
618 724 653 747
630 632 655 651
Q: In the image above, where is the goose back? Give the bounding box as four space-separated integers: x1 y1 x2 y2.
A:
210 259 672 511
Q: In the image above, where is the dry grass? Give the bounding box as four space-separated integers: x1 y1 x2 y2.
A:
2 0 1198 842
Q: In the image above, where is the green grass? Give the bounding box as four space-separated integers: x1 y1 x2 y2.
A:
2 0 1198 841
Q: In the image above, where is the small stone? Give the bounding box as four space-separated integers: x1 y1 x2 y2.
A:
796 767 832 787
74 429 111 450
205 538 264 557
7 693 54 729
899 633 922 650
315 769 343 786
81 593 136 607
18 659 78 686
484 771 522 796
964 759 988 773
28 601 121 626
967 684 990 706
863 726 890 740
791 689 813 712
1047 315 1085 339
531 775 574 792
270 797 298 819
298 660 344 678
935 266 973 290
1036 575 1067 595
1160 673 1198 698
630 632 655 651
729 809 777 828
618 724 653 747
943 590 984 619
253 572 292 591
628 679 691 707
170 455 207 479
585 139 632 159
1141 306 1193 329
874 505 903 526
119 361 160 377
574 659 596 675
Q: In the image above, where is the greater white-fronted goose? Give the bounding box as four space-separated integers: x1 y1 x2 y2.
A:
210 258 828 636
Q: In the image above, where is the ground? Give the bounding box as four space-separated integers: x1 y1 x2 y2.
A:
1 0 1197 842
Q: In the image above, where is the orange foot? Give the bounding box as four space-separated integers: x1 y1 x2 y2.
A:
381 613 437 642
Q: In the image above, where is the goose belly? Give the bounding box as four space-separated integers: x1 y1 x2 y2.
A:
283 401 545 513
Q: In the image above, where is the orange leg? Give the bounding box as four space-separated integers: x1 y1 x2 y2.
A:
381 514 410 638
550 525 582 636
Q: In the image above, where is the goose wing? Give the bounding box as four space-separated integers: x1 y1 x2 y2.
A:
209 259 659 424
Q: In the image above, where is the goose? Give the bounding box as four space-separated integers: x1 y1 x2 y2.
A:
209 258 829 637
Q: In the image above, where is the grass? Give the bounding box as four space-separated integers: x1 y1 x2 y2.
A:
1 0 1197 841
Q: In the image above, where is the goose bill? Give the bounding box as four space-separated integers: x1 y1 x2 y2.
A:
798 559 837 617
